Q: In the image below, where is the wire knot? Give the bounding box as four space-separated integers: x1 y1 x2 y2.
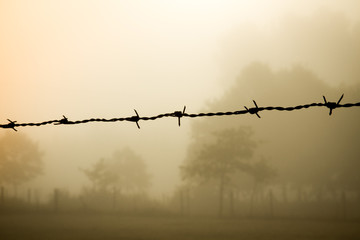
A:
128 109 140 129
323 94 344 115
173 106 186 126
244 100 261 118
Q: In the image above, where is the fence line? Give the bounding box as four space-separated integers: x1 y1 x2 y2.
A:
1 94 360 131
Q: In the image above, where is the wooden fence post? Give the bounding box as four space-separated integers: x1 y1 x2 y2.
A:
180 190 184 215
0 186 4 205
112 187 117 211
54 188 59 212
186 188 190 215
341 190 347 220
269 189 274 218
229 190 234 216
27 188 32 205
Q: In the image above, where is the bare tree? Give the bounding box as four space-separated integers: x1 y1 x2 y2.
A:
181 127 257 217
82 147 151 194
0 132 43 188
247 158 276 216
82 158 117 191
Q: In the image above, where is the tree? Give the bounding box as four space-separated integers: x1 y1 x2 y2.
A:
215 11 360 203
181 127 257 216
248 158 276 185
246 157 276 216
83 147 150 194
82 158 117 191
0 132 43 187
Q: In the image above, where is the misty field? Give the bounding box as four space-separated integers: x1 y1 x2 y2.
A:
0 214 359 240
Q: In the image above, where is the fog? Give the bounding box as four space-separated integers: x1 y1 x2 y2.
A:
1 1 360 237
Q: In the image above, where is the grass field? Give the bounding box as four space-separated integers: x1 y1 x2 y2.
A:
0 214 360 240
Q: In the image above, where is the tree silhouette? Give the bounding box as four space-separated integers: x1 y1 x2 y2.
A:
246 157 276 216
83 147 150 194
0 133 43 187
82 158 117 191
181 127 257 216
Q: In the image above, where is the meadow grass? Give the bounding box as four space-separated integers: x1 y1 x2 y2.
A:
0 213 359 240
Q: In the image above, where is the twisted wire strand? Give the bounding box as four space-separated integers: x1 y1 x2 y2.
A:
1 94 360 131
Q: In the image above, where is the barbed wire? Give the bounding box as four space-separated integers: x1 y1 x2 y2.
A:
1 94 360 131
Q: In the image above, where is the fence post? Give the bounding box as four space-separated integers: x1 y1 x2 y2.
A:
229 190 234 216
35 189 40 210
282 184 288 204
186 188 190 215
54 188 59 213
269 189 274 219
0 186 4 205
112 187 117 211
180 190 184 215
341 190 347 220
27 188 32 205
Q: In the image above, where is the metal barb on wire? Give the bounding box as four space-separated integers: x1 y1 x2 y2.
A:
323 94 344 115
244 100 261 118
55 115 69 125
127 109 140 129
173 106 186 126
1 94 360 131
0 119 18 131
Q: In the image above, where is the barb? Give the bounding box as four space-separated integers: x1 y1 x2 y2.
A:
54 115 69 125
323 94 344 115
1 94 360 131
128 109 141 129
1 119 18 131
173 106 187 126
244 100 261 118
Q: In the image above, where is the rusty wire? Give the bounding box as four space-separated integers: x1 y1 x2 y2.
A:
1 94 360 131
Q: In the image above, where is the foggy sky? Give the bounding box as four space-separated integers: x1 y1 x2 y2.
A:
1 0 359 198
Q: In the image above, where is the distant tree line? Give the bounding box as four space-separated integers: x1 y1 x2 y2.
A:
176 62 360 218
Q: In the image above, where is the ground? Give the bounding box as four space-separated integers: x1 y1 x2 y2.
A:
0 214 359 240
